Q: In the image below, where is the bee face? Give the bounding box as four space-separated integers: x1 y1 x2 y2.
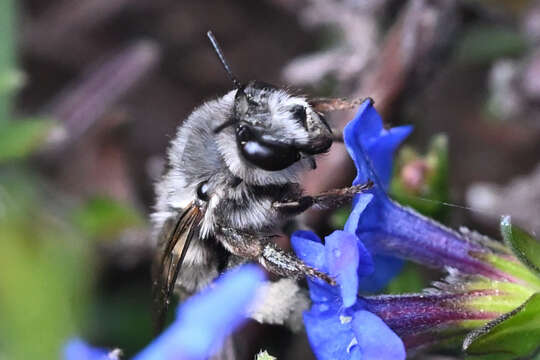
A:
232 81 333 172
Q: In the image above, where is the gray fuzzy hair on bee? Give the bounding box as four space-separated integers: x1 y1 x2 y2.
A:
151 31 372 333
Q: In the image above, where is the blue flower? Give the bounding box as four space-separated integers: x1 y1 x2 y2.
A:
64 339 118 360
64 265 265 360
344 99 413 191
288 99 412 359
341 99 412 291
344 100 506 281
291 231 405 360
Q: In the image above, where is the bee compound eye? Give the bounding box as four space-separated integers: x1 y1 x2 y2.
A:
235 124 301 171
196 181 210 201
239 140 301 171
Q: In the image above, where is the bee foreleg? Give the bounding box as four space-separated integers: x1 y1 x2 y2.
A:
272 181 373 213
217 227 335 285
331 128 343 142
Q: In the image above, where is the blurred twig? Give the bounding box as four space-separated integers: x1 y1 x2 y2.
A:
22 0 133 66
41 40 160 157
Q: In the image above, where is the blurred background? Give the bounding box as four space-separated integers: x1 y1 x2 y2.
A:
1 0 540 358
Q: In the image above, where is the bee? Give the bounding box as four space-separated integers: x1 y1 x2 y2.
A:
151 31 372 331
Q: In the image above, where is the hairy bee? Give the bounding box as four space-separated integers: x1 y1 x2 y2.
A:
151 31 371 331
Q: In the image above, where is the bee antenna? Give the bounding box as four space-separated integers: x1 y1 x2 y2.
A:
207 31 241 89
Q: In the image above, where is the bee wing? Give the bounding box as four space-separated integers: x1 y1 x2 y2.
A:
152 203 202 333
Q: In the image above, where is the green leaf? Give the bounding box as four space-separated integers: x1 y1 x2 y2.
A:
464 292 540 360
385 262 426 294
72 196 144 239
331 206 351 230
0 118 55 161
390 134 449 220
461 0 533 16
0 68 25 96
456 26 527 65
500 215 540 277
0 174 93 359
0 0 17 123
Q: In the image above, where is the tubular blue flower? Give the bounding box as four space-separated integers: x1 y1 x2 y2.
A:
344 100 512 281
64 264 265 360
342 99 413 291
291 231 405 360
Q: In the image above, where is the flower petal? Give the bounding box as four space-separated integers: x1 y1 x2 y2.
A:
303 305 356 360
344 193 373 234
357 254 404 293
365 125 413 189
133 265 264 360
325 231 360 307
356 238 375 279
292 230 341 303
343 99 412 190
291 230 327 272
344 102 381 189
63 339 116 360
351 310 406 360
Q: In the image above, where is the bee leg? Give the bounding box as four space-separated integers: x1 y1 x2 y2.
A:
218 228 335 285
331 128 343 142
273 180 373 214
260 242 335 285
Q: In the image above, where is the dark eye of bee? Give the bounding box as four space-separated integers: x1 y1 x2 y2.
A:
291 105 307 128
236 124 300 172
196 181 210 201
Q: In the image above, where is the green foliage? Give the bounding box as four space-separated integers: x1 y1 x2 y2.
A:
0 68 25 97
384 262 426 294
330 205 351 230
501 215 540 278
0 0 54 163
0 118 56 162
0 174 93 359
72 196 144 239
464 219 540 359
461 0 533 15
390 134 449 220
456 26 527 65
464 293 540 360
85 288 153 357
0 0 16 123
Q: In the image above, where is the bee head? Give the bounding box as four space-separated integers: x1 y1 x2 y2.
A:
207 31 332 173
224 81 332 171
